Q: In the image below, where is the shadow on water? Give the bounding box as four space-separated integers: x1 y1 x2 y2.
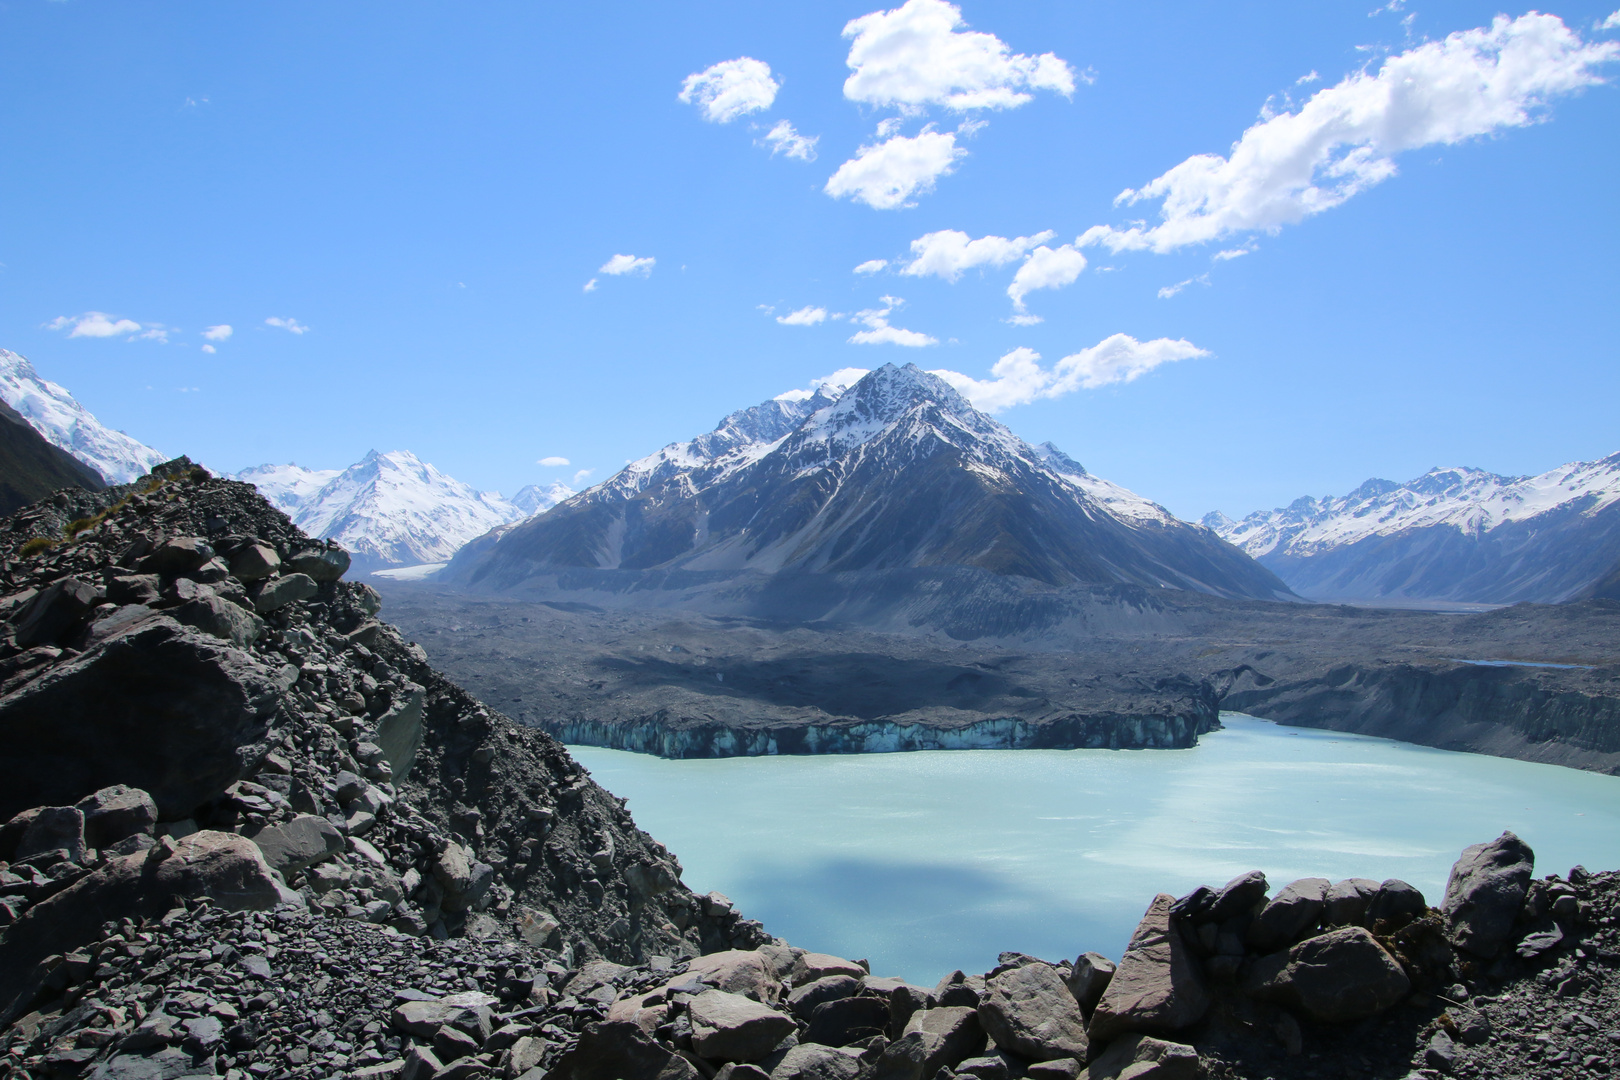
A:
731 856 1113 985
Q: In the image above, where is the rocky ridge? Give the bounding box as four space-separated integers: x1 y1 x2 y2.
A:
3 470 1619 1080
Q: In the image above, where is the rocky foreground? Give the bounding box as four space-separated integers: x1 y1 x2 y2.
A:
1 465 1618 1080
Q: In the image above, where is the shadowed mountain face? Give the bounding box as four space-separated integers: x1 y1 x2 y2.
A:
0 399 104 515
450 364 1292 602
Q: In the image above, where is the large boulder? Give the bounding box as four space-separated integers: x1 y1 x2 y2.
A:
170 589 264 649
392 992 498 1040
375 685 426 782
545 1020 699 1080
1241 926 1410 1022
688 989 797 1063
13 578 102 648
0 831 296 1024
249 573 318 614
249 814 345 875
768 1044 864 1080
74 786 159 850
286 545 351 582
1244 878 1329 952
1077 1034 1197 1080
1204 870 1268 923
1087 895 1209 1043
1322 879 1380 928
0 617 294 820
1442 832 1535 958
1366 879 1427 930
804 996 890 1047
873 1008 986 1080
978 962 1088 1062
15 806 86 863
787 975 860 1019
686 950 783 1004
1065 953 1115 1015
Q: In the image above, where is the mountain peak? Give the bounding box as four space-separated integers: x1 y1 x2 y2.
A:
0 349 168 484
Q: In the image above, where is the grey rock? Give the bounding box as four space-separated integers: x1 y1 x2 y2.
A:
139 537 215 576
391 992 498 1039
1024 1060 1081 1080
1424 1029 1456 1072
1064 953 1115 1014
248 814 344 874
172 590 264 649
16 806 87 863
1365 879 1426 930
1442 831 1535 957
953 1056 1009 1080
787 975 861 1019
932 970 984 1009
1322 878 1380 927
74 785 159 849
0 616 291 821
873 1008 986 1080
401 1048 444 1080
768 1044 864 1080
228 544 281 583
1205 870 1268 924
287 545 351 582
689 989 797 1062
105 575 161 606
1517 925 1565 959
805 996 890 1047
1088 894 1209 1042
1245 877 1329 952
977 962 1088 1062
250 572 318 613
716 1068 771 1080
1242 926 1410 1022
1078 1034 1198 1080
376 685 426 782
14 577 102 648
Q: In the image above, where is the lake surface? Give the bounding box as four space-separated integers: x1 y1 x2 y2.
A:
570 714 1620 986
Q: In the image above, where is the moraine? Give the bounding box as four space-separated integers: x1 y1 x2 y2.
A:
571 713 1620 986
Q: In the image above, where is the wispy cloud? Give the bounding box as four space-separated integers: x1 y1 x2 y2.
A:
777 305 829 326
202 324 233 341
679 57 780 123
265 316 309 334
571 468 595 486
600 254 655 276
761 120 819 161
930 334 1209 411
47 312 143 339
854 259 889 275
1157 274 1210 299
538 456 570 467
776 367 872 402
841 0 1076 112
847 296 937 346
201 344 217 354
900 229 1053 281
1079 13 1618 256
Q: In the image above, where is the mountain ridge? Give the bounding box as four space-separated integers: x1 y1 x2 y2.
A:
449 363 1293 602
0 349 168 483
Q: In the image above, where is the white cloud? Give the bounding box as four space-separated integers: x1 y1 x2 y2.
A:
1602 10 1620 31
930 334 1209 411
1006 244 1086 313
825 126 965 209
777 305 829 326
47 312 143 338
762 120 819 161
265 316 309 334
202 324 233 341
847 296 938 346
572 468 595 486
135 326 171 344
538 456 570 467
1157 274 1209 299
583 278 598 292
841 0 1076 111
854 259 889 274
776 367 872 402
1212 245 1254 261
1079 13 1618 255
900 228 1053 281
1296 70 1320 84
201 344 216 354
679 57 780 123
600 254 655 276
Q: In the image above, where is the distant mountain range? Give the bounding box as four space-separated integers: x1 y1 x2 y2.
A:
232 453 574 570
0 350 167 483
1205 454 1620 604
449 363 1293 602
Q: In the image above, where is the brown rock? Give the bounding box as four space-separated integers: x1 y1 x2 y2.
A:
977 962 1088 1062
1087 894 1209 1043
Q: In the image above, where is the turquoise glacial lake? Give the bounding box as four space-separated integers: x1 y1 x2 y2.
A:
570 714 1620 986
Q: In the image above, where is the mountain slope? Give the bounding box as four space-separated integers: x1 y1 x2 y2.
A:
1206 453 1620 603
0 349 167 483
232 462 342 514
450 364 1292 601
0 398 106 515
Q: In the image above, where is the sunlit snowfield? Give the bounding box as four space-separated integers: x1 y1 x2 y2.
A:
570 714 1620 985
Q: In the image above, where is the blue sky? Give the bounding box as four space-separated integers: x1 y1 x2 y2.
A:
3 0 1617 519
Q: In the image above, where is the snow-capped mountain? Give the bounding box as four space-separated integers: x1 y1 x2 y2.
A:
449 363 1291 600
511 482 575 516
232 451 528 570
1205 453 1620 603
0 350 167 483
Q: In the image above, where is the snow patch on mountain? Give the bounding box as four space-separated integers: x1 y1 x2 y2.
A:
512 482 575 516
232 463 342 514
1209 453 1620 559
0 349 167 483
